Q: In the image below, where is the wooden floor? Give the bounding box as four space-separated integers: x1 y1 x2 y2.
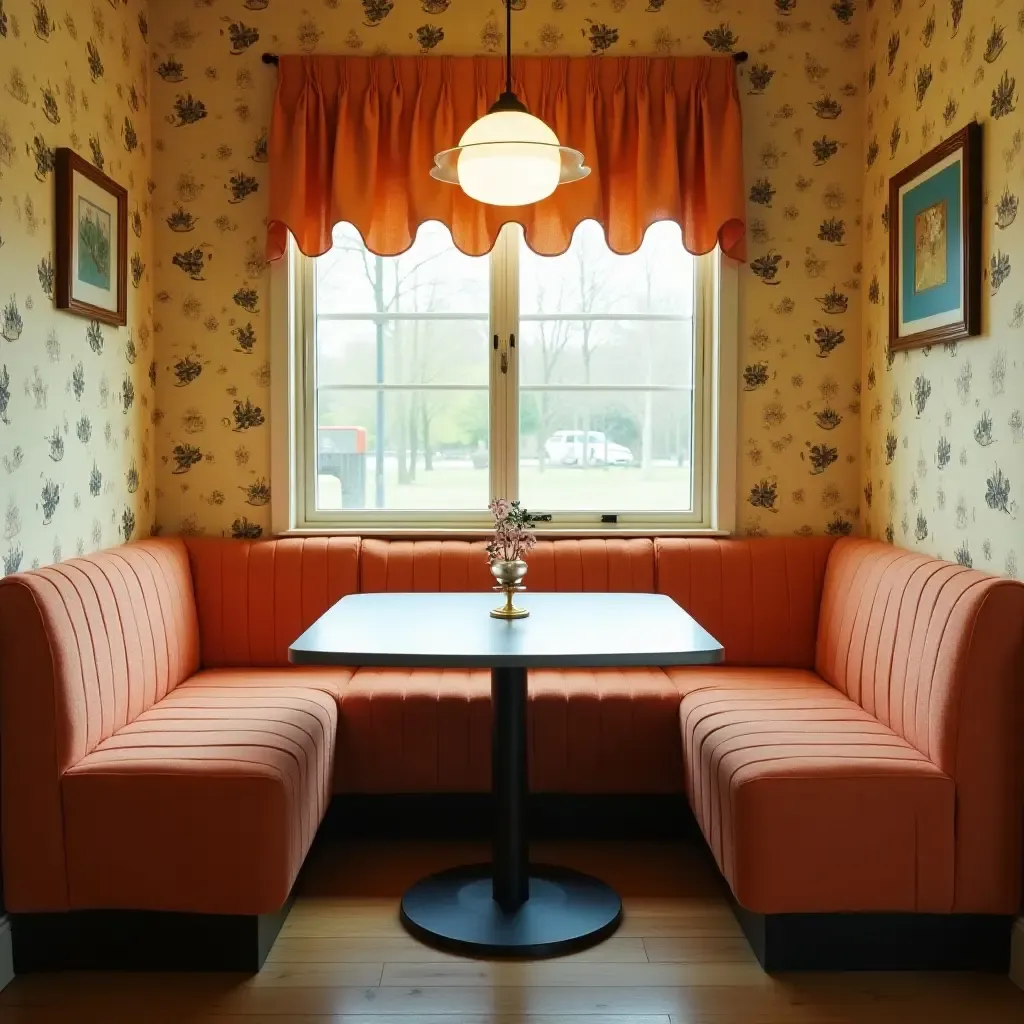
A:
1 839 1023 1023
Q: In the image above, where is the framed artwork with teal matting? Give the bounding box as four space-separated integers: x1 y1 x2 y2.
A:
55 148 128 327
888 122 982 352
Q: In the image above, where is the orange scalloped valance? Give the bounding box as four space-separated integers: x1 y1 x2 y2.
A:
267 54 745 261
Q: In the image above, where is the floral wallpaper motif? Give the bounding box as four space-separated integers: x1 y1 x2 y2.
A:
861 0 1022 579
147 0 864 541
0 0 154 577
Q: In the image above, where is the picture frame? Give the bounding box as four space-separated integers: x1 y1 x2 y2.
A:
55 147 128 327
888 121 982 353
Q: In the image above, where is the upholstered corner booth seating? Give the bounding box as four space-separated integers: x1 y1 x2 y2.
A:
1 535 1022 971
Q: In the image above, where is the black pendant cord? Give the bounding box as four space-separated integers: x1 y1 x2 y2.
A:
505 0 513 95
488 2 528 114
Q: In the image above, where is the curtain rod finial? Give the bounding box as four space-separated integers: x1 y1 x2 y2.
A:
262 52 279 66
733 50 748 63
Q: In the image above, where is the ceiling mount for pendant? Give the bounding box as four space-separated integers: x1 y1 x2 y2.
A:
430 1 589 206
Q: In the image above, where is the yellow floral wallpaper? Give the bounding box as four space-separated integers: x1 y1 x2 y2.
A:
148 0 865 541
861 0 1022 578
0 0 154 576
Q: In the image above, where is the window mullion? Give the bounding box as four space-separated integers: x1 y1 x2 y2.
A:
488 231 504 503
505 226 521 503
302 252 317 524
693 251 715 529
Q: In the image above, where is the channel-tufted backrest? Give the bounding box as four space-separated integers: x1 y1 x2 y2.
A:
359 539 493 592
656 536 836 668
184 536 361 667
816 537 1024 912
0 537 199 909
358 537 656 593
527 538 656 592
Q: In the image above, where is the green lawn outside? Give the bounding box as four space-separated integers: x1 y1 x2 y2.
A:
318 461 692 513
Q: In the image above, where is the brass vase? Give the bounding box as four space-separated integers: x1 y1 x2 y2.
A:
489 559 529 619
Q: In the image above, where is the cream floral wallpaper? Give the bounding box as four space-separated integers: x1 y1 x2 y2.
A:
861 0 1021 578
148 0 864 541
0 0 154 577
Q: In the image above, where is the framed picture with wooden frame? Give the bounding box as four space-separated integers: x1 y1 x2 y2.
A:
888 121 982 353
55 147 128 327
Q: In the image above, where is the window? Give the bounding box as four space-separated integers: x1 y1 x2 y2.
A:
275 220 737 532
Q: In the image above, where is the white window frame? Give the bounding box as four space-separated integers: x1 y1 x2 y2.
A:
271 226 738 536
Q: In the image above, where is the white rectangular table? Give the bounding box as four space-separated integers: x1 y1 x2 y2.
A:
291 591 723 958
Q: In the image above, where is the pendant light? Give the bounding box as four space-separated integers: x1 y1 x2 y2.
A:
430 1 589 206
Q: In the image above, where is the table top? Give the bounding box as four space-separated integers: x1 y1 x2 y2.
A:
289 592 723 669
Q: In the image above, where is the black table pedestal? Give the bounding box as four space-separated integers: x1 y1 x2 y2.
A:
398 666 622 957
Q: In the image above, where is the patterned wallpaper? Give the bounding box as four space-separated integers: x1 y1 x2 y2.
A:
148 0 864 541
861 0 1021 579
0 0 154 577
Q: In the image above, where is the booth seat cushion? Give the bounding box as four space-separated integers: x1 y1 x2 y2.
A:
337 666 683 794
667 664 831 698
179 666 356 701
61 683 336 915
677 668 954 914
178 667 357 793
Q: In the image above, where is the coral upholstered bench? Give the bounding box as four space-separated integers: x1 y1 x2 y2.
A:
0 534 1021 971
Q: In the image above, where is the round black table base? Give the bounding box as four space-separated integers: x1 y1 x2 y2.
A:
400 863 622 958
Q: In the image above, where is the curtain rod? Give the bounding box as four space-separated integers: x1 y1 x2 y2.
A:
261 51 749 67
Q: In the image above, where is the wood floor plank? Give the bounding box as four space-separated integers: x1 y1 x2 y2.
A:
616 916 743 938
3 1003 1023 1024
643 936 756 963
239 963 385 987
5 979 1024 1023
281 900 408 938
203 1017 673 1024
204 1017 673 1024
377 961 772 988
0 1012 674 1024
617 899 745 938
268 936 649 963
207 984 840 1018
207 981 1024 1020
0 973 241 1011
667 1008 1024 1024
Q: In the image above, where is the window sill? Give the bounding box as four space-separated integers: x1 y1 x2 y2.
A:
277 527 732 540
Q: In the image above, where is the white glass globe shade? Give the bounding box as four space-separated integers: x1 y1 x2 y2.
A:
456 110 561 206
